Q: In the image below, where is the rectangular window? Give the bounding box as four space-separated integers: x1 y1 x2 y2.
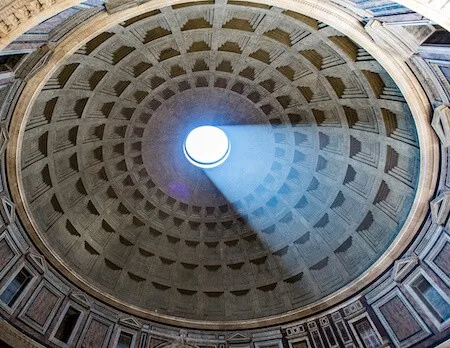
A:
117 332 133 348
0 268 32 307
353 317 382 348
54 306 81 343
412 274 450 323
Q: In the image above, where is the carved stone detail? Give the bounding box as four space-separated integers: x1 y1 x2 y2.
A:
228 333 251 343
69 291 92 308
105 0 141 14
0 126 8 154
119 316 142 328
432 105 450 147
343 300 364 318
1 196 15 222
430 190 450 225
365 19 435 60
0 0 57 38
392 256 418 282
26 251 47 273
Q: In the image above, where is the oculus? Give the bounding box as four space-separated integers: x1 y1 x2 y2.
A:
183 126 231 168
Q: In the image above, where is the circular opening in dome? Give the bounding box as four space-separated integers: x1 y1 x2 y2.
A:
183 126 231 168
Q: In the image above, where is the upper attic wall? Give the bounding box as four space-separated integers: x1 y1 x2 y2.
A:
0 0 449 51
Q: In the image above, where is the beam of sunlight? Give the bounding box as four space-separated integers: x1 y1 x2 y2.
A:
203 124 314 290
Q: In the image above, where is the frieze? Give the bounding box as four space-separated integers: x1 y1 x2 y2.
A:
342 300 364 318
0 0 57 37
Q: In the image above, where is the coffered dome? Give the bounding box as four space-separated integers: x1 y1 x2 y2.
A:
18 2 420 323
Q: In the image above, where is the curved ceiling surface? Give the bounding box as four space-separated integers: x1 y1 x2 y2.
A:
18 1 420 323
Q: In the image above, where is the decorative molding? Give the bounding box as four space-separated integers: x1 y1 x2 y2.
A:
70 291 92 308
365 19 435 61
432 105 450 147
423 230 450 287
105 0 143 14
0 0 447 52
1 196 15 223
253 338 283 348
120 316 142 329
77 312 115 348
228 333 252 343
252 329 282 341
287 336 312 348
18 279 64 334
26 251 47 274
343 300 364 319
15 43 54 82
430 190 450 225
372 287 431 347
392 256 418 282
394 0 450 32
285 324 307 338
0 0 83 49
0 230 21 279
403 267 450 331
0 0 57 37
0 125 8 154
48 300 86 347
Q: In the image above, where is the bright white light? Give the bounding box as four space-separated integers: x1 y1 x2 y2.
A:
184 126 230 168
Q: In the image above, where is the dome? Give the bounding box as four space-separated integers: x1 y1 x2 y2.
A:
0 0 448 346
17 2 421 323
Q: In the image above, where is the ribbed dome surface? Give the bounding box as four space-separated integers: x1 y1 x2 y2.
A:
20 2 420 321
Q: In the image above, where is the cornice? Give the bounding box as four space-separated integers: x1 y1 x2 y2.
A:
0 0 449 51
